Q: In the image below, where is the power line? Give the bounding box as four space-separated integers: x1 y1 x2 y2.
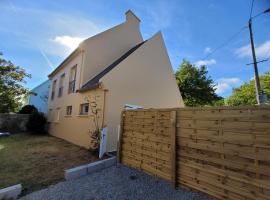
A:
201 26 248 60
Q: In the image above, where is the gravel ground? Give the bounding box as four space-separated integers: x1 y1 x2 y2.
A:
20 164 212 200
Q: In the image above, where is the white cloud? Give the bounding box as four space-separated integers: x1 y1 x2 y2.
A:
52 36 86 50
215 78 242 94
195 59 216 66
204 47 212 54
235 40 270 59
0 4 108 58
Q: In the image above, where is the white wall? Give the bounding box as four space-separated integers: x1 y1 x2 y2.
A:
28 80 51 113
80 11 143 86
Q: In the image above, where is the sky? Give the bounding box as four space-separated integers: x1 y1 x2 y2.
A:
0 0 270 97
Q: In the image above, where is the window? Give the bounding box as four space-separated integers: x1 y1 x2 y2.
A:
69 65 77 93
51 80 57 100
80 103 89 115
48 109 53 122
58 73 65 97
55 108 61 122
66 106 72 115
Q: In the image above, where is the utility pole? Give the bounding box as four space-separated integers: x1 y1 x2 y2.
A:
248 18 262 105
247 8 270 105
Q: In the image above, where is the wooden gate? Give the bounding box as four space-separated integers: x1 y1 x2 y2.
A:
118 109 177 186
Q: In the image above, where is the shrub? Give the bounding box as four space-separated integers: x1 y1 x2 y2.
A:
26 112 47 134
19 105 38 114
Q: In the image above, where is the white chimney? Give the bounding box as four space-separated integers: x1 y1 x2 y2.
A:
125 10 140 24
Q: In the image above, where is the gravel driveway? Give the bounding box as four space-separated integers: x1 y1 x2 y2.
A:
20 164 211 200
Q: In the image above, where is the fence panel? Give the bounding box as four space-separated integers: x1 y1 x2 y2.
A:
176 107 270 200
119 109 176 182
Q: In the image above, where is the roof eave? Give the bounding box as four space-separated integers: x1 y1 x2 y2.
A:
77 82 102 93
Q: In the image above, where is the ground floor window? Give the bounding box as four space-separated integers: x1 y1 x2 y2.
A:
66 106 72 115
80 103 89 115
48 109 53 122
55 108 61 122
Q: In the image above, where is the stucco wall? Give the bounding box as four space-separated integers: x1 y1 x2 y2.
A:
47 11 143 149
48 52 105 148
0 114 29 133
28 80 51 113
80 12 143 86
48 87 105 149
101 32 184 151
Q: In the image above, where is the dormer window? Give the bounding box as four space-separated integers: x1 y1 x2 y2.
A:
69 65 77 93
58 73 65 97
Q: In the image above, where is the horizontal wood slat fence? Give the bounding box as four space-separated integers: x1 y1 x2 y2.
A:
118 106 270 200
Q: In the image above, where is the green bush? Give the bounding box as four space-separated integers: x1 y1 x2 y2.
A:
26 112 47 134
19 105 38 114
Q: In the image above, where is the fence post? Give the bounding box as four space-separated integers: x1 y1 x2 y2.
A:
117 111 125 164
170 110 177 188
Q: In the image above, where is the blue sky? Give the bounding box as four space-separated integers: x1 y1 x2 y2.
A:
0 0 269 97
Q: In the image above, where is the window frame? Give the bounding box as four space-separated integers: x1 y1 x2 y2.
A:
68 65 77 94
79 103 89 115
58 73 65 98
66 106 72 116
55 107 61 122
51 80 57 100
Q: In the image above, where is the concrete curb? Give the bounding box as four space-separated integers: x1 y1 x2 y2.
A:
65 157 116 181
0 184 22 200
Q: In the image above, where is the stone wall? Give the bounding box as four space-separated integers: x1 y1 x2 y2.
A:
0 114 30 133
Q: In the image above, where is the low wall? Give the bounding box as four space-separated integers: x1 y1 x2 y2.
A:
0 114 30 133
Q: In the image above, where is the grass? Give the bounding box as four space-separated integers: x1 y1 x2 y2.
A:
0 133 99 196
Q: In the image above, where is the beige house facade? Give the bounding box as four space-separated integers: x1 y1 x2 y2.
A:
47 10 184 152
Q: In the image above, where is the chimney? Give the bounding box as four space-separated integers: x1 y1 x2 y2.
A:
125 10 141 24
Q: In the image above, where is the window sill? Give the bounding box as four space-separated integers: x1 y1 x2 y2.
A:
77 114 89 117
64 115 72 117
52 121 60 123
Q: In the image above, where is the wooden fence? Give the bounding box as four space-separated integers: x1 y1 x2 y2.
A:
118 106 270 200
118 110 176 182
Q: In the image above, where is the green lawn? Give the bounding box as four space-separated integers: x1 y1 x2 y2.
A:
0 133 99 196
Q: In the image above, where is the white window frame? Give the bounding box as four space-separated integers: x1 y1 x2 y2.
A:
80 103 89 115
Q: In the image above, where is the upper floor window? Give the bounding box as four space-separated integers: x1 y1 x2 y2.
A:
58 73 65 97
80 103 89 115
51 80 57 100
68 65 77 93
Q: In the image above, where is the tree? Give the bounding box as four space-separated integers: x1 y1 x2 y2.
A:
19 105 38 114
226 71 270 106
0 52 31 113
175 60 222 106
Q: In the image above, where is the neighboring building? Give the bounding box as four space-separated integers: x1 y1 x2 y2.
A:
28 80 51 113
47 10 184 152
